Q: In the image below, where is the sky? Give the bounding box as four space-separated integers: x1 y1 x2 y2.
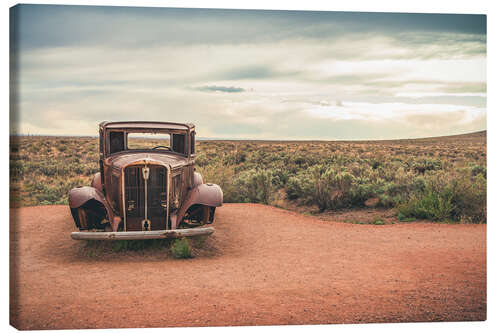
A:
10 5 486 140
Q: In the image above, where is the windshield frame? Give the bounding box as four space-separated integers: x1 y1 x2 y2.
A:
104 128 190 157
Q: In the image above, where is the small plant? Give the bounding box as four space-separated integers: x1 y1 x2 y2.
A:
397 212 416 222
170 238 192 259
373 218 385 225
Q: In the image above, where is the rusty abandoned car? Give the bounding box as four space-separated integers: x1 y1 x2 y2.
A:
68 121 223 240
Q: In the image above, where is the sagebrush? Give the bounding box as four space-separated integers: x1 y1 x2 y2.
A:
10 131 486 223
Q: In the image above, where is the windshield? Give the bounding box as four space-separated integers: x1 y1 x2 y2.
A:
127 132 171 150
107 130 188 155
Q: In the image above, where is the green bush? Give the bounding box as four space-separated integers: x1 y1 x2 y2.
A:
397 213 416 222
447 173 486 223
10 160 25 181
170 238 192 259
471 164 487 178
235 169 276 204
397 171 486 223
398 190 455 221
285 176 303 200
413 159 442 174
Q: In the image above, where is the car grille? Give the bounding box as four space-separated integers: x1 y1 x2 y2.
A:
124 165 168 231
171 174 181 209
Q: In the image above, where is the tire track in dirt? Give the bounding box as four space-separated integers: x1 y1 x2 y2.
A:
10 204 486 329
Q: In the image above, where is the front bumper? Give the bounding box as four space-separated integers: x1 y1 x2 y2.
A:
71 227 214 240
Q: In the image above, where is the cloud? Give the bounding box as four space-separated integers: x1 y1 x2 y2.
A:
220 66 275 80
12 5 486 52
10 5 487 140
395 92 486 98
403 110 467 129
194 85 246 93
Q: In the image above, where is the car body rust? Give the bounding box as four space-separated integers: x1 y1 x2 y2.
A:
68 121 223 240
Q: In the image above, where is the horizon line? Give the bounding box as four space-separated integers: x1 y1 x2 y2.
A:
9 129 486 142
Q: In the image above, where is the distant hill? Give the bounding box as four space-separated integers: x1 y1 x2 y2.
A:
197 130 487 144
354 130 487 145
10 130 486 144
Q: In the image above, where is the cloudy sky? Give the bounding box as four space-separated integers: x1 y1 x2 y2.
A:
10 5 486 139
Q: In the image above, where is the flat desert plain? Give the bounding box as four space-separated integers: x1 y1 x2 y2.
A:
10 203 486 329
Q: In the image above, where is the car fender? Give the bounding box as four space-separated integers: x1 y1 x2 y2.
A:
68 186 115 227
193 171 203 187
90 172 103 192
172 183 223 229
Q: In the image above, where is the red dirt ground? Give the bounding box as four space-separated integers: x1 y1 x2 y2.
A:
10 204 486 330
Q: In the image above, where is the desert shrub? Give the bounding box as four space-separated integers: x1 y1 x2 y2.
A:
170 238 192 259
413 159 442 174
349 181 380 206
57 144 68 152
285 176 306 200
292 154 308 166
10 135 486 221
235 169 276 204
398 170 486 223
221 149 248 165
307 166 357 211
398 189 455 221
370 159 383 170
288 165 402 210
411 176 427 194
35 189 61 204
378 193 397 207
471 164 487 178
447 173 486 223
310 165 334 211
81 163 99 176
10 160 25 181
235 150 247 163
397 213 416 222
269 168 290 187
38 163 58 176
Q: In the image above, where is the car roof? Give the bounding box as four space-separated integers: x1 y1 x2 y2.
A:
100 121 194 131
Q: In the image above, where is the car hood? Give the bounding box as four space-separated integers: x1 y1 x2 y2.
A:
106 151 189 169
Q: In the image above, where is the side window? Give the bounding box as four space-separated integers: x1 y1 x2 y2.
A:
190 131 195 155
172 134 186 154
109 132 125 154
99 129 103 155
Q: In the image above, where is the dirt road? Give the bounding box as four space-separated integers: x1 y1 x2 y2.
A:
10 204 486 329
